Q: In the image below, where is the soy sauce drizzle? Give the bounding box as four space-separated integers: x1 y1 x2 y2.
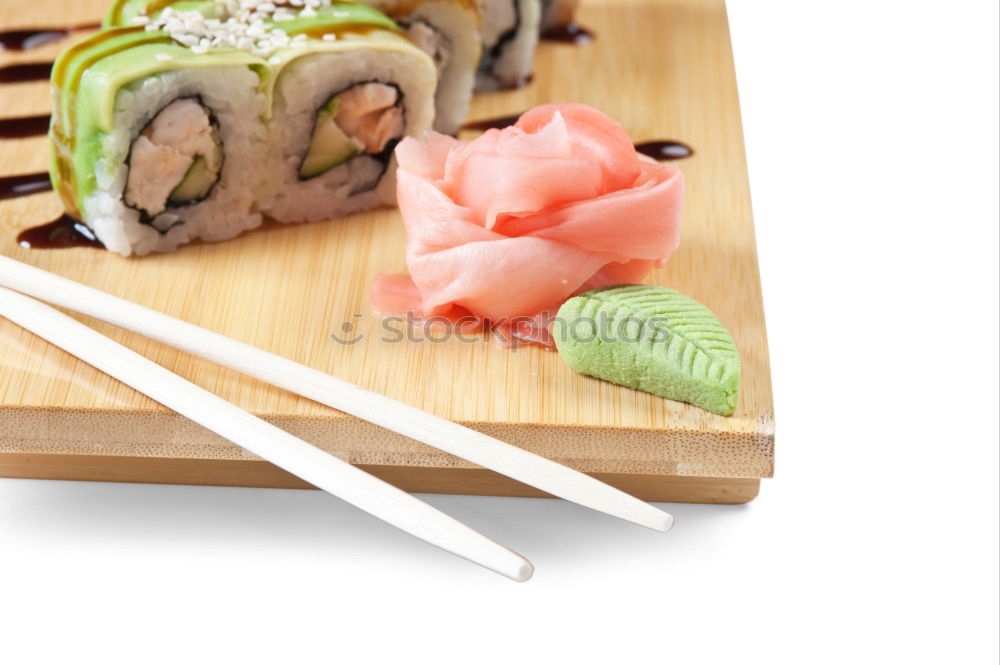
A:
0 62 53 84
540 23 595 45
462 115 694 160
16 214 103 249
0 23 101 52
634 140 694 160
0 172 52 200
0 114 50 139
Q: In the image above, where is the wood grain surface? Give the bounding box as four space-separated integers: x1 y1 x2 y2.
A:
0 0 774 500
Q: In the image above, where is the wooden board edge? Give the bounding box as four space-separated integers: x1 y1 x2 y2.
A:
0 453 761 504
0 407 776 479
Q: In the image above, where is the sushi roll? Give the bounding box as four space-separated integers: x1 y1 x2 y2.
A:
107 0 479 135
475 0 540 90
358 1 481 134
538 0 579 33
259 5 436 223
56 2 437 255
49 25 269 255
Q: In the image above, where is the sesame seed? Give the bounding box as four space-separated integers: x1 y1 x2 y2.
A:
145 0 344 58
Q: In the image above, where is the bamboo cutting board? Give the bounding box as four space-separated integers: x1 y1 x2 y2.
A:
0 0 773 503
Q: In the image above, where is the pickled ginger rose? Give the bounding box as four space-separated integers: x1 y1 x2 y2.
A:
371 103 684 342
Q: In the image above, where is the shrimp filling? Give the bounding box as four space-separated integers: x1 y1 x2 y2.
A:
125 98 222 216
298 82 404 180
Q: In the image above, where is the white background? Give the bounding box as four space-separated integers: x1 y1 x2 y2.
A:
1 1 997 663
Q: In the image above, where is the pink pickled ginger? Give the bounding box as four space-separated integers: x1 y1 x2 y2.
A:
371 103 685 342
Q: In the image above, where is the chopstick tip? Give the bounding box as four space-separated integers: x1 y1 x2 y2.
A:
512 559 534 582
658 512 675 533
644 508 674 533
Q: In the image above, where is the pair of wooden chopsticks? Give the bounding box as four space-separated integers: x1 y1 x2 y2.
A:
0 255 673 580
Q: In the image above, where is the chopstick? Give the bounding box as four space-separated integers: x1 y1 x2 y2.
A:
0 255 674 533
0 285 533 582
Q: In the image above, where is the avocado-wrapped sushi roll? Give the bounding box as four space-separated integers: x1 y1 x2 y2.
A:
49 26 269 256
475 0 539 90
258 5 436 223
359 1 480 134
59 2 437 255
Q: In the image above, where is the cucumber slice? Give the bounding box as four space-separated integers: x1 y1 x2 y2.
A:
169 155 216 203
299 96 359 179
168 121 222 205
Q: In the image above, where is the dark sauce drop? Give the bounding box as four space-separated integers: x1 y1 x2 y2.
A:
0 22 101 51
540 23 595 45
0 62 53 84
634 140 694 160
17 214 103 250
0 172 52 201
0 114 50 139
461 114 521 132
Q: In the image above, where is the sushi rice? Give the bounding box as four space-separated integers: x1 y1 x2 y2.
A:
475 0 540 90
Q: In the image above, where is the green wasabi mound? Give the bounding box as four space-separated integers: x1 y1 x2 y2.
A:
554 285 741 416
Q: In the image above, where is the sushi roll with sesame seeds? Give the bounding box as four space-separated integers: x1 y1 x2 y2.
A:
259 4 436 223
357 0 480 134
53 2 437 255
474 0 540 90
49 25 269 255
